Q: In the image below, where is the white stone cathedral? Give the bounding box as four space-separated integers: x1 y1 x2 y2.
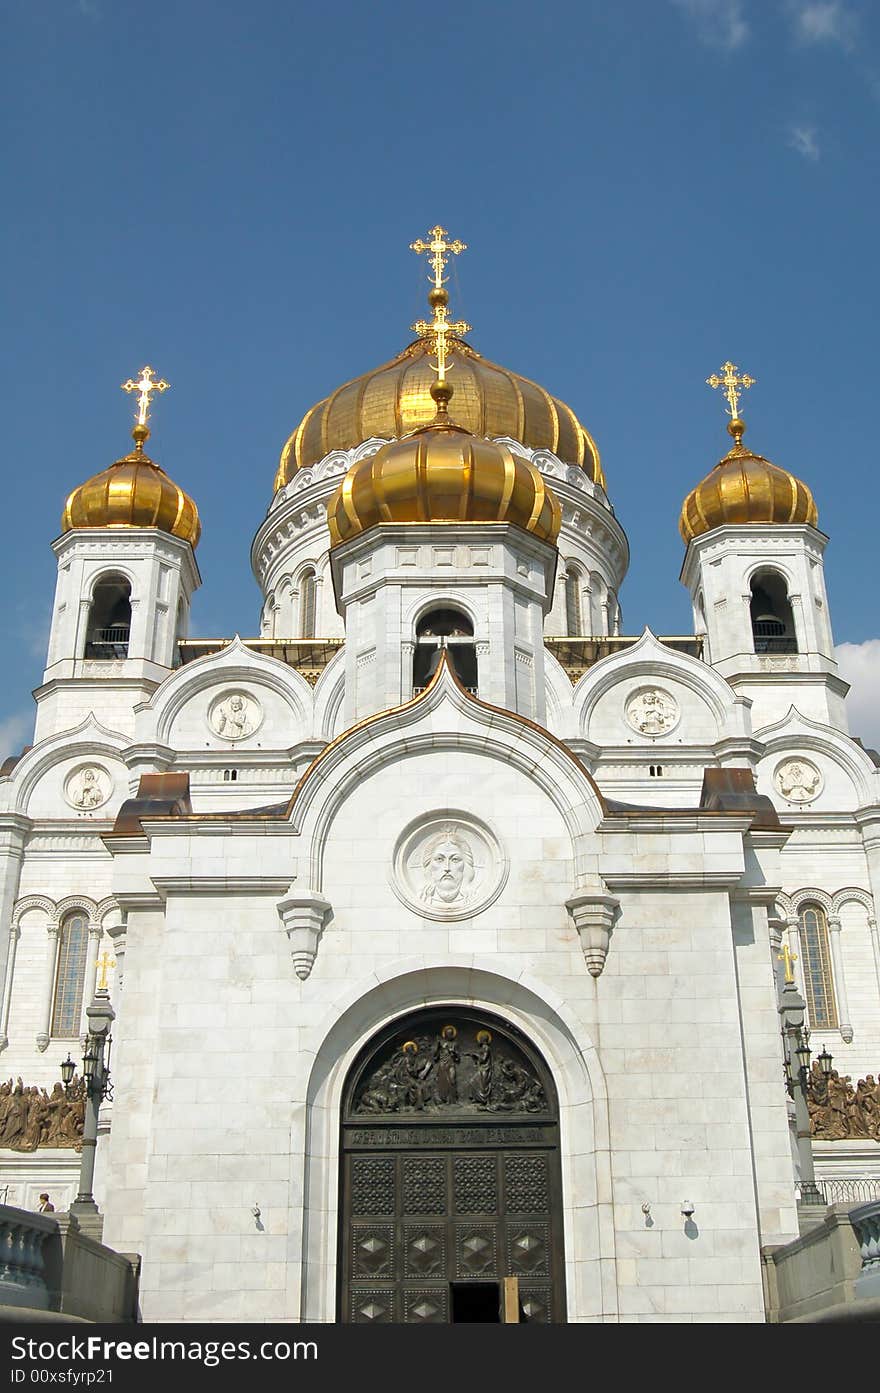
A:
0 230 878 1324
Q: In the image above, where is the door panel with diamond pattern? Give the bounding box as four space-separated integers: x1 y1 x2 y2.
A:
340 1009 565 1322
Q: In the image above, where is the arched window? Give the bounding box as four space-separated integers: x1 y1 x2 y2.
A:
413 608 477 693
300 569 317 639
798 903 838 1029
565 568 583 637
86 574 131 658
51 913 89 1038
750 572 797 654
589 572 606 636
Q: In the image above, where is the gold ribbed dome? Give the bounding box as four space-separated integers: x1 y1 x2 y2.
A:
327 388 561 548
62 425 201 547
680 420 818 543
277 336 603 493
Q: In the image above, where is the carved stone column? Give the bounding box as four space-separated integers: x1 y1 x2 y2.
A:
37 924 61 1052
0 925 20 1051
78 925 103 1038
827 915 853 1043
277 891 332 980
565 889 620 978
868 917 880 1000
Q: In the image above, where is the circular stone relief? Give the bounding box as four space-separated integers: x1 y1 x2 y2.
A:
207 690 263 742
774 757 823 804
64 764 111 812
624 686 680 737
391 813 509 922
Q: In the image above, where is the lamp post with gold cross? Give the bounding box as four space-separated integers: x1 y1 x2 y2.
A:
59 983 115 1238
775 943 833 1201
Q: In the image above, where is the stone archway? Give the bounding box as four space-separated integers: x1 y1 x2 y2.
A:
338 1006 565 1324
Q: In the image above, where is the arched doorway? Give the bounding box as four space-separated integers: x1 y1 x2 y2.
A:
338 1007 565 1323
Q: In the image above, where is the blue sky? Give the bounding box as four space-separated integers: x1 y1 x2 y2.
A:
3 0 880 748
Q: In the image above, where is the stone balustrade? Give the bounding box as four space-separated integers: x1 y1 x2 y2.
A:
0 1205 139 1321
0 1207 56 1310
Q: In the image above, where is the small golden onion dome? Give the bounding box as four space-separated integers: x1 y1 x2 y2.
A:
679 419 818 543
327 384 561 548
277 336 603 493
62 424 201 547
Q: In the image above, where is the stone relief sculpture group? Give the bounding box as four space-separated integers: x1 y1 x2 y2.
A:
353 1024 547 1116
808 1064 880 1140
0 1077 85 1152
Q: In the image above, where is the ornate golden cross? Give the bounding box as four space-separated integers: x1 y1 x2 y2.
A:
96 951 116 991
410 225 467 290
777 942 797 985
410 226 471 382
121 365 170 427
706 360 756 420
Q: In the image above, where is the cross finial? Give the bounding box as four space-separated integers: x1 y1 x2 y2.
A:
96 950 116 992
410 225 471 391
121 366 170 431
410 225 467 291
707 360 755 426
777 942 797 985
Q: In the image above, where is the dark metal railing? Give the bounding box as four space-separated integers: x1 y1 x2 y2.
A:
799 1177 880 1206
84 627 130 659
753 635 798 654
178 638 344 684
544 635 704 683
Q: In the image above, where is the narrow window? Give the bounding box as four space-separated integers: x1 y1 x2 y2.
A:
51 913 89 1038
750 572 797 654
798 903 838 1029
85 575 132 658
300 570 317 639
565 568 582 637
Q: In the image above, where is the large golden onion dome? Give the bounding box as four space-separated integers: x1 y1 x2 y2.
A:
679 419 818 543
276 335 604 493
327 382 562 548
62 423 201 547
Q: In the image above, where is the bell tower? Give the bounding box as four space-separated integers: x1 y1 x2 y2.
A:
679 363 847 732
37 368 202 741
327 229 561 726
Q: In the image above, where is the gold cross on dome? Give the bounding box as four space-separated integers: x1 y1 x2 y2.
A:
411 309 471 382
96 950 116 991
121 365 170 427
777 943 797 985
706 360 756 420
410 225 470 383
410 224 467 290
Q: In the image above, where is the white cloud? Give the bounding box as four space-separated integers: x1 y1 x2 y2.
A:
788 123 821 159
670 0 749 51
0 713 33 762
836 639 880 752
790 2 857 50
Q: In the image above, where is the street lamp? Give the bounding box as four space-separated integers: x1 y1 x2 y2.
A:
58 992 114 1237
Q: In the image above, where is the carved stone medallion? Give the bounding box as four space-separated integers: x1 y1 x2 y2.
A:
208 690 262 741
391 813 508 921
774 757 823 804
624 686 679 737
64 764 111 812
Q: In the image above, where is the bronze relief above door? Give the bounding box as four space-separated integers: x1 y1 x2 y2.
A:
339 1008 565 1324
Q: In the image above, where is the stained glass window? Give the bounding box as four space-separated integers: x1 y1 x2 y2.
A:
51 914 88 1038
798 904 838 1030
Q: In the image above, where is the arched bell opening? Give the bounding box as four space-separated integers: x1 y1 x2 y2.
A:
85 574 132 658
413 608 478 694
750 570 798 654
338 1006 565 1324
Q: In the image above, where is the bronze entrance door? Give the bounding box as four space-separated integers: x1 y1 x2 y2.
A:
339 1008 565 1323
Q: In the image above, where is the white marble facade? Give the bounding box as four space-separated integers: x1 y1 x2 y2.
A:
0 415 878 1327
